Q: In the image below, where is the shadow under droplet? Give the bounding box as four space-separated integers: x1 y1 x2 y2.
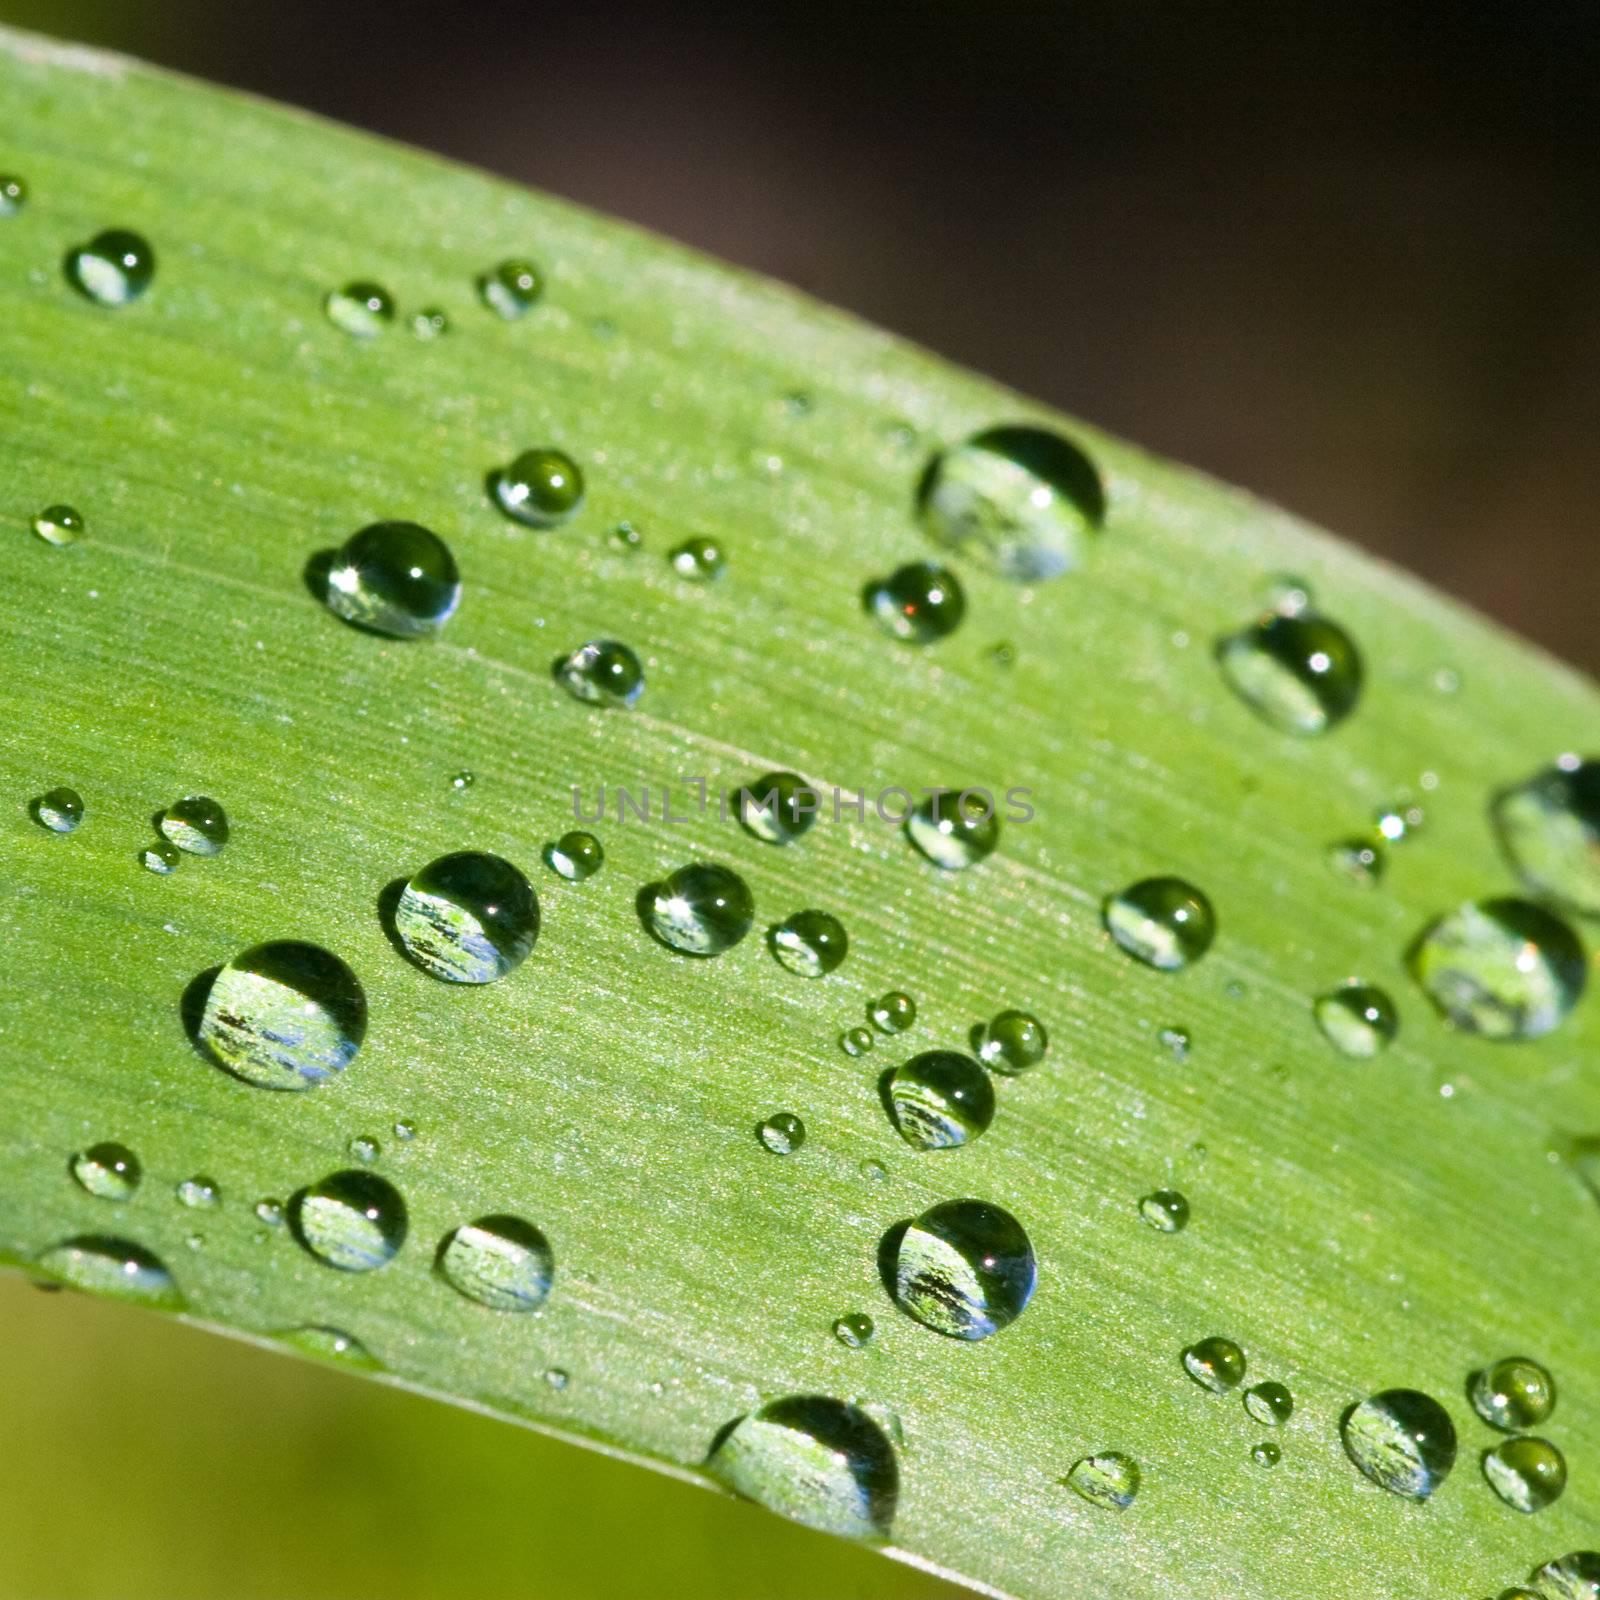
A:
302 549 335 605
180 966 222 1053
875 1066 901 1130
876 1219 910 1303
376 877 410 964
967 1021 986 1055
705 1415 742 1462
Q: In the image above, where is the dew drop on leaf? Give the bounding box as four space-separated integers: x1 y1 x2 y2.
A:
0 174 25 216
159 794 229 856
1216 608 1362 735
323 521 461 639
395 851 539 984
175 1176 219 1210
141 840 181 875
478 258 543 319
279 1325 383 1370
1157 1026 1191 1059
410 307 449 340
886 1050 995 1150
1243 1380 1294 1427
738 772 817 846
833 1312 874 1349
1494 759 1600 915
840 1026 876 1057
348 1135 380 1164
905 790 999 870
545 830 604 881
1484 1436 1566 1513
492 447 585 527
669 535 726 582
642 863 754 956
1182 1336 1247 1394
292 1170 407 1273
32 504 82 546
1313 981 1398 1057
323 281 394 337
1471 1357 1556 1431
1528 1552 1600 1598
869 992 916 1034
1104 877 1216 971
1064 1450 1140 1510
69 1142 141 1202
437 1215 553 1311
865 561 965 643
757 1113 806 1156
1340 1388 1457 1500
769 910 848 977
1251 1441 1282 1468
65 228 155 306
35 1235 181 1307
892 1198 1036 1340
32 785 84 833
1329 836 1385 886
975 1009 1047 1074
1138 1188 1189 1234
554 639 644 709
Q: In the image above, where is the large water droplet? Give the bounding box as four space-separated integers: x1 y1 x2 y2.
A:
917 425 1105 581
738 772 817 846
886 1050 995 1150
1494 760 1600 915
65 229 155 306
1104 877 1216 970
280 1324 383 1369
1529 1553 1600 1598
1471 1357 1556 1431
437 1215 553 1311
892 1198 1036 1340
395 851 539 984
905 790 999 870
492 448 585 527
197 941 367 1090
32 504 83 546
292 1170 407 1272
758 1112 806 1155
1484 1437 1566 1513
1409 898 1585 1040
708 1395 899 1541
1138 1188 1189 1233
1313 981 1398 1057
32 785 84 834
35 1236 181 1307
159 794 229 857
554 639 644 708
643 863 754 955
865 561 965 643
324 522 461 639
324 281 394 337
545 830 604 881
769 910 848 977
1340 1388 1457 1500
1182 1335 1246 1394
478 258 543 319
974 1009 1047 1074
1216 609 1362 735
69 1142 141 1202
1064 1450 1140 1510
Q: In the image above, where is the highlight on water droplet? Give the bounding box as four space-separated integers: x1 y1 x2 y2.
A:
1138 1188 1189 1234
905 789 999 870
279 1324 383 1370
758 1112 806 1155
1216 607 1362 735
1340 1388 1457 1500
833 1312 874 1349
554 639 644 708
69 1142 141 1202
1494 759 1600 916
324 281 394 337
1182 1335 1246 1394
159 794 229 857
491 448 585 527
1104 877 1216 971
1484 1436 1566 1514
1243 1380 1294 1427
1471 1356 1556 1432
437 1215 553 1311
1313 981 1398 1057
869 992 916 1035
323 521 461 639
32 504 83 546
1064 1450 1140 1511
478 258 543 319
974 1009 1047 1074
865 561 965 643
545 830 604 881
292 1169 407 1272
32 785 84 833
769 910 848 977
669 535 726 582
642 862 754 955
394 851 539 984
886 1050 995 1150
707 1395 899 1541
35 1235 181 1307
917 425 1105 581
891 1198 1036 1340
65 228 155 306
1409 898 1585 1040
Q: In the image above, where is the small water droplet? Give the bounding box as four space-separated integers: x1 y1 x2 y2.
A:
1104 877 1216 971
392 1120 416 1142
1064 1450 1140 1510
65 228 155 306
738 772 817 846
1243 1381 1294 1426
449 770 475 791
492 448 585 527
324 281 394 337
176 1176 219 1209
1484 1437 1566 1513
859 1158 887 1182
1182 1336 1246 1394
197 941 367 1089
833 1312 874 1349
141 840 181 875
35 1235 181 1307
1264 574 1312 616
643 862 754 955
0 174 26 216
758 1113 806 1155
395 851 539 984
348 1135 380 1164
1313 981 1399 1057
1216 608 1362 735
841 1026 876 1057
918 426 1105 581
865 561 965 643
254 1198 284 1226
892 1198 1036 1340
293 1170 407 1272
1157 1026 1191 1059
1433 665 1462 695
613 520 643 551
886 1051 995 1150
1329 836 1385 887
1528 1552 1600 1598
410 307 449 340
32 504 83 546
869 992 916 1035
1251 1441 1282 1468
905 790 999 870
280 1324 382 1369
159 795 229 857
32 785 84 833
1470 1357 1556 1431
544 1366 570 1389
708 1395 899 1541
324 522 461 639
669 535 726 581
69 1142 141 1202
770 910 849 977
1409 898 1585 1040
554 639 644 708
478 258 543 319
974 1009 1047 1074
1138 1188 1189 1233
1375 801 1425 843
437 1215 553 1310
989 640 1017 668
1494 760 1600 915
1340 1388 1456 1500
545 830 604 881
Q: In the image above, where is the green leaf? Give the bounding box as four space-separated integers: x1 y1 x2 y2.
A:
3 25 1599 1599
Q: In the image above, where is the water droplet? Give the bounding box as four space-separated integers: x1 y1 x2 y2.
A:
293 1170 407 1272
833 1312 874 1348
770 910 848 977
280 1325 382 1369
348 1135 380 1163
492 448 585 527
974 1009 1047 1074
1471 1357 1556 1431
158 794 229 857
69 1142 141 1202
1138 1188 1189 1233
1313 981 1399 1057
254 1198 284 1226
437 1215 553 1311
1182 1336 1246 1394
1158 1026 1192 1059
410 307 449 340
917 425 1105 581
1529 1552 1600 1598
65 228 155 306
886 1051 995 1150
758 1113 806 1155
1409 898 1585 1040
892 1198 1036 1340
1340 1388 1457 1500
392 1120 415 1142
478 258 543 319
546 830 604 881
989 640 1017 668
176 1176 219 1209
32 504 83 546
905 790 999 870
1484 1437 1566 1513
0 174 25 216
613 520 643 551
545 1366 570 1389
32 786 84 833
643 862 754 955
554 639 644 708
1251 1441 1282 1468
1329 836 1385 887
449 770 475 793
1243 1381 1294 1426
669 535 726 581
865 561 965 643
1494 760 1600 915
841 1026 875 1057
869 992 916 1034
708 1395 899 1541
324 281 393 337
859 1158 887 1182
35 1236 181 1307
1216 609 1362 736
1375 801 1425 843
197 941 366 1089
1064 1450 1140 1510
141 840 180 874
1264 574 1312 616
1104 877 1216 971
738 772 817 846
395 851 539 984
324 522 461 639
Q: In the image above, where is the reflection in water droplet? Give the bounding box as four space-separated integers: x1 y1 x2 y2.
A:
438 1215 553 1311
1183 1336 1246 1394
1341 1388 1457 1500
833 1312 874 1349
1104 878 1216 971
905 790 999 869
669 535 726 581
395 851 539 984
644 862 754 955
197 941 367 1089
708 1395 899 1541
1494 760 1600 915
293 1170 407 1272
492 448 585 527
869 993 916 1035
1471 1357 1556 1431
1313 981 1399 1057
1064 1450 1140 1510
892 1198 1036 1340
141 841 181 875
1138 1189 1189 1234
975 1010 1047 1074
1329 836 1385 887
770 910 848 977
555 639 644 708
478 258 543 318
865 562 965 643
1251 1441 1282 1468
324 522 461 639
918 425 1105 581
1529 1552 1600 1598
546 830 604 881
324 281 394 337
738 772 817 846
32 786 84 833
887 1051 995 1150
70 1142 141 1202
758 1113 806 1155
36 1235 181 1307
159 795 229 856
65 229 155 305
279 1324 383 1369
1409 898 1585 1040
841 1026 875 1058
1484 1436 1566 1513
32 504 83 546
1216 608 1362 736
